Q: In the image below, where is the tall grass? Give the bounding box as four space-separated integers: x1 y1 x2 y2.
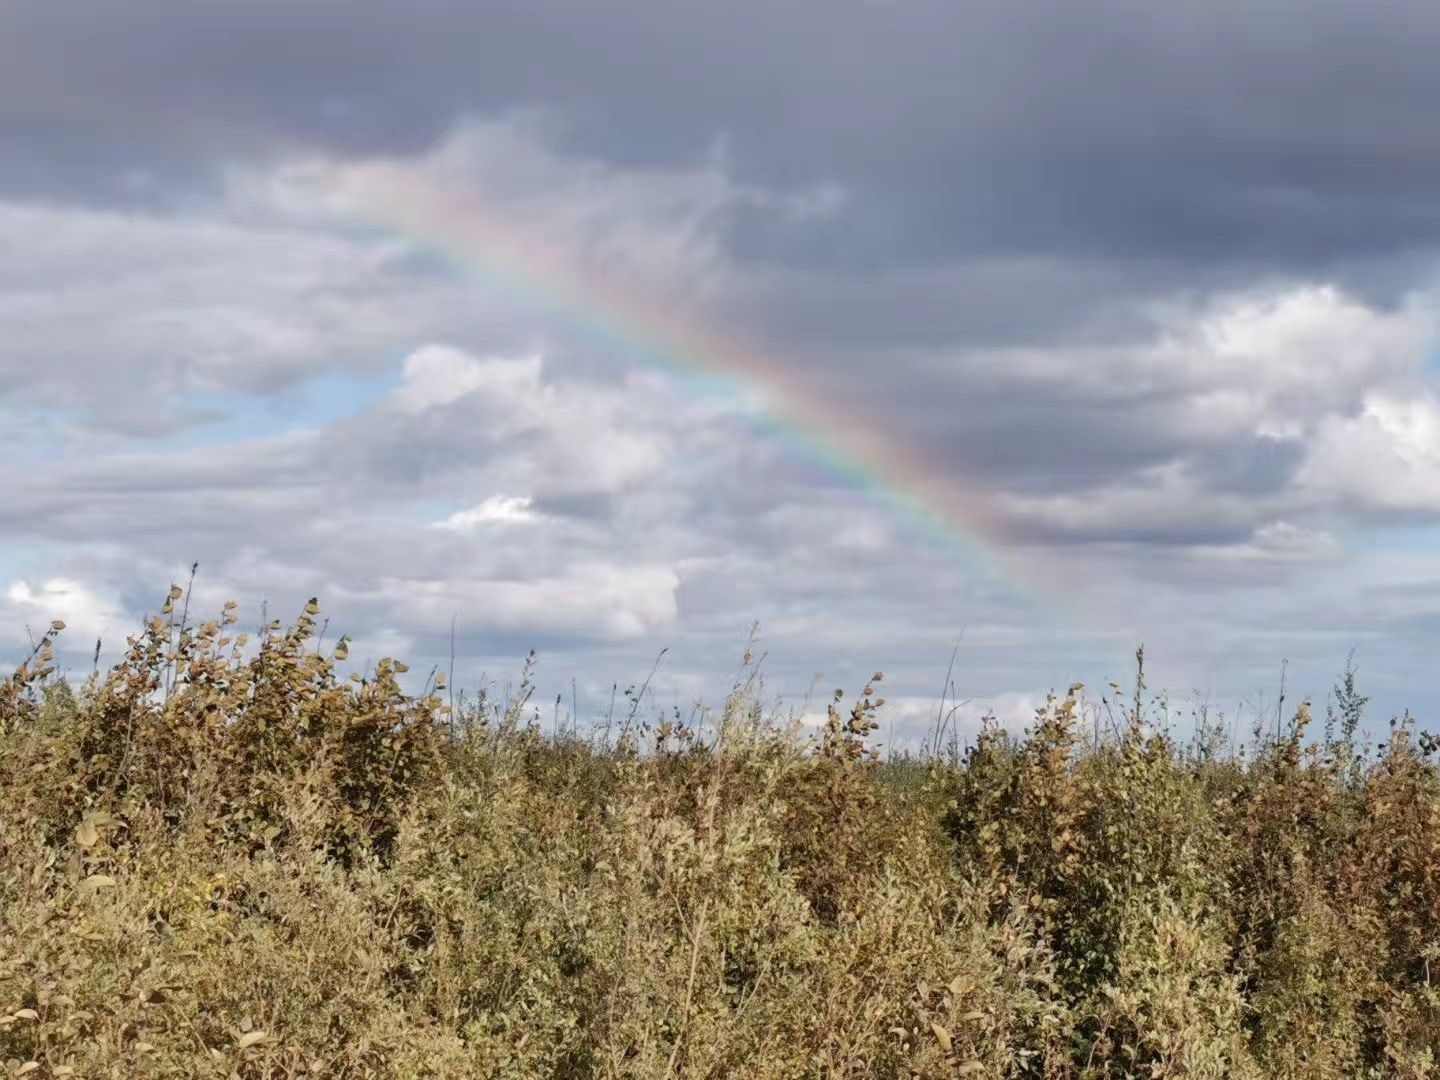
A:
3 591 1440 1077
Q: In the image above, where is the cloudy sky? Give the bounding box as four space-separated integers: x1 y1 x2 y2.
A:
6 0 1440 743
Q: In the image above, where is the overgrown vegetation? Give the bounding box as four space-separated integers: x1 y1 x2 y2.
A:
4 589 1440 1077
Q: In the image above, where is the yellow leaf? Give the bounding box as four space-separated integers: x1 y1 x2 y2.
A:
237 1030 268 1049
931 1023 953 1055
77 874 116 898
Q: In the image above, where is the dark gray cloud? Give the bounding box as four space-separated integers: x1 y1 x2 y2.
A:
9 0 1440 280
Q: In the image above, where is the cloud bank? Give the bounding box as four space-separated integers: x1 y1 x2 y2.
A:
6 2 1440 736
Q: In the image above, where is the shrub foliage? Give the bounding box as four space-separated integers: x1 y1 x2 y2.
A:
3 594 1440 1076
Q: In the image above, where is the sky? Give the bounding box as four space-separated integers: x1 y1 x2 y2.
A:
6 0 1440 745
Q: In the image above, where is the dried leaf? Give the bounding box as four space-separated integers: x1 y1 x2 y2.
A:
16 1062 40 1075
237 1030 268 1049
75 820 98 848
50 620 66 633
931 1023 953 1055
77 874 116 898
13 1009 39 1021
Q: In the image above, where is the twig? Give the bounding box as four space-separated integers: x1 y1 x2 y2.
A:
165 561 199 704
935 696 977 762
931 631 966 759
1276 658 1289 742
666 899 709 1076
448 615 458 737
602 683 618 749
624 648 668 735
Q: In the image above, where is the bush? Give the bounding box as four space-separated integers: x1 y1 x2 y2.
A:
4 591 1440 1076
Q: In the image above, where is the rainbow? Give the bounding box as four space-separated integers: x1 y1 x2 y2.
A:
322 163 1057 600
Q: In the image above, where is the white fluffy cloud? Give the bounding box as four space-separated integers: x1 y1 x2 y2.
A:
436 495 538 529
354 563 681 642
1 578 123 650
347 345 675 498
9 116 1440 733
230 114 842 310
0 202 431 428
997 283 1440 548
1303 394 1440 513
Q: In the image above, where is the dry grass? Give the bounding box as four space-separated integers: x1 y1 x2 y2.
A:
3 592 1440 1077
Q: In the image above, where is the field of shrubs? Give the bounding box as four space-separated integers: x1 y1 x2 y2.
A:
4 588 1440 1077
